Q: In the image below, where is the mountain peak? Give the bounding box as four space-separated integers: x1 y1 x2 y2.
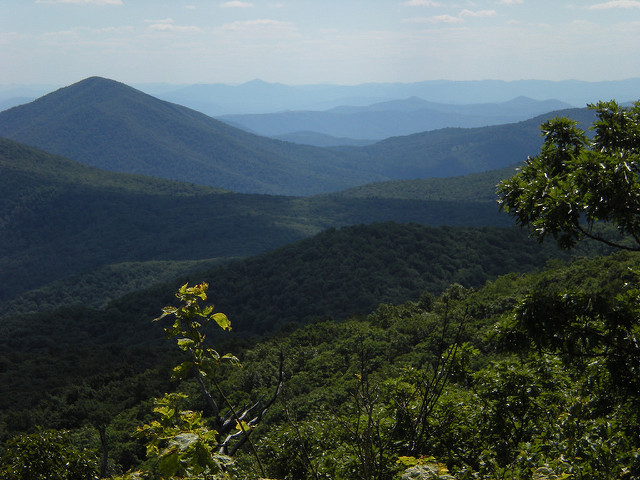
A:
58 76 142 100
0 77 382 195
503 96 536 105
76 75 116 84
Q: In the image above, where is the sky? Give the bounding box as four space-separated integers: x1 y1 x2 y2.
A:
2 0 640 87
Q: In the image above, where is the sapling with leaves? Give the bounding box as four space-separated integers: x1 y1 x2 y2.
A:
128 282 282 479
155 282 239 430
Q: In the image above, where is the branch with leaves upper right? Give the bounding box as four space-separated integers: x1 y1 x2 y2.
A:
497 100 640 251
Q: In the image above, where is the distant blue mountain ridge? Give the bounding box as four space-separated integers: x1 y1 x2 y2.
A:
217 96 574 141
149 77 640 115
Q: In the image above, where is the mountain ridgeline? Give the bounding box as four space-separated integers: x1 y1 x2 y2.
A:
0 77 382 195
0 75 602 317
218 96 573 141
152 77 640 114
0 76 596 195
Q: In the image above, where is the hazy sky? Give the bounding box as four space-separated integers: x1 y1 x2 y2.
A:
2 0 640 86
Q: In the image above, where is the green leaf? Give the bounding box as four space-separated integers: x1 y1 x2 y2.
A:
396 456 419 467
211 312 231 331
176 338 195 351
236 420 252 432
221 353 241 367
171 362 193 381
157 451 180 477
169 433 199 452
206 348 221 361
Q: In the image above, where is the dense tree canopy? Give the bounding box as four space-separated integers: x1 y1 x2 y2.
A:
497 100 640 250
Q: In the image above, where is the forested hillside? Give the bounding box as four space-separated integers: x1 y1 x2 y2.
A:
0 77 383 195
1 220 601 338
329 166 518 202
334 107 596 178
0 216 608 454
0 136 514 312
1 251 637 478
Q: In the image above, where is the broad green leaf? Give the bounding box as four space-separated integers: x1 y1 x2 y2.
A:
211 312 231 331
177 338 195 351
206 348 221 361
157 451 180 477
169 433 199 452
221 353 241 367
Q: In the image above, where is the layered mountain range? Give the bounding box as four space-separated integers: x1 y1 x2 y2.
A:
0 76 604 317
0 76 596 195
219 96 573 142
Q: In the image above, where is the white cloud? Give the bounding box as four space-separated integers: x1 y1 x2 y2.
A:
222 19 290 28
220 1 254 7
460 9 497 17
95 26 134 34
403 14 465 24
145 18 202 33
496 0 523 4
589 0 640 8
404 9 495 24
403 0 441 6
218 19 298 36
145 18 172 24
36 0 122 4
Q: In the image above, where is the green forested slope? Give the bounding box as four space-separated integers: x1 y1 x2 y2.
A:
334 107 597 179
1 250 636 478
194 222 605 333
0 221 593 346
0 137 514 311
328 166 519 202
0 220 605 418
0 134 226 196
240 250 640 479
0 259 228 317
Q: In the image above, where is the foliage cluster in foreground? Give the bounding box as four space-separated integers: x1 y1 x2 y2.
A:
3 251 639 479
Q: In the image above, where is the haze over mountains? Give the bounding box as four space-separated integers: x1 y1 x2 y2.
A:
219 96 573 142
149 78 640 115
3 77 638 117
0 76 597 195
